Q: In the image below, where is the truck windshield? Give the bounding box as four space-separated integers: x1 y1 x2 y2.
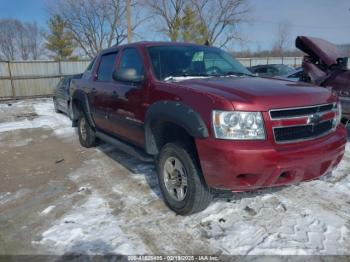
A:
148 45 253 81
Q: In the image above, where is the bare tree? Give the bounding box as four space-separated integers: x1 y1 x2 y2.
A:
144 0 250 47
47 0 142 58
16 22 32 60
0 19 44 61
191 0 251 47
143 0 185 41
0 19 18 60
273 21 292 56
26 22 44 60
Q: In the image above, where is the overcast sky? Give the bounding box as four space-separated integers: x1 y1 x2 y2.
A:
0 0 349 51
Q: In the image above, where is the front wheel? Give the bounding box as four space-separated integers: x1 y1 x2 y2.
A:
78 114 97 148
157 142 212 215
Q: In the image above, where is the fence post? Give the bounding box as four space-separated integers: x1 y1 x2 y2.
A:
58 60 62 76
7 61 16 99
281 56 284 65
249 58 252 68
294 57 297 67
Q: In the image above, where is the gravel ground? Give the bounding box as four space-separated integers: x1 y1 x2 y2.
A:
0 98 349 256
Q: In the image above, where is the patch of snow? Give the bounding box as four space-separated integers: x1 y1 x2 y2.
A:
0 99 74 139
0 192 11 204
0 188 32 205
35 194 149 255
53 126 76 139
41 206 55 215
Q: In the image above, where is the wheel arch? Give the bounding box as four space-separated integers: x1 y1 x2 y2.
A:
71 90 95 128
144 101 209 155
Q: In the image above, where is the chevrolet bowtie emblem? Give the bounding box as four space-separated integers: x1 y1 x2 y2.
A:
307 114 321 127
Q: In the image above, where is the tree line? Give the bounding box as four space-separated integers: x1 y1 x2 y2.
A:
1 0 348 61
0 20 42 60
0 0 253 61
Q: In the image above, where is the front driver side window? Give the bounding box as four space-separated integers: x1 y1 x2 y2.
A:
119 48 144 76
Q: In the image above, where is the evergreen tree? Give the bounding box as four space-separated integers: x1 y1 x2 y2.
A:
45 15 76 60
180 5 208 44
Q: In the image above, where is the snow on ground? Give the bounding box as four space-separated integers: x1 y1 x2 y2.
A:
35 193 149 255
0 99 72 138
0 98 350 256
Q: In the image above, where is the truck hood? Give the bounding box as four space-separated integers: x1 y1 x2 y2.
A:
178 77 335 111
296 36 346 66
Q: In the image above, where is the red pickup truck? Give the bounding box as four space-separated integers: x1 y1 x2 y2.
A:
70 42 347 215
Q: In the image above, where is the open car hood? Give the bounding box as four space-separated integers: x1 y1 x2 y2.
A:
296 36 346 66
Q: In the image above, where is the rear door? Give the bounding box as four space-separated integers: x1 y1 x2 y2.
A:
89 52 119 133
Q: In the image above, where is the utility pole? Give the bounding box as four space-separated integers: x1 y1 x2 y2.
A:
126 0 132 43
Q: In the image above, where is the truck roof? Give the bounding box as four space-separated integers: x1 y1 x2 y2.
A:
102 41 210 54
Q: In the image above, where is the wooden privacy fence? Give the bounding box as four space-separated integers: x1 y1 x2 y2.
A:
0 57 303 100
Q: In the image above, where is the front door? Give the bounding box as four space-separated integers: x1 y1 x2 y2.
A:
108 47 148 147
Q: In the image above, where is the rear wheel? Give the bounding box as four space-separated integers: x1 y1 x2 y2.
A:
157 142 212 215
78 114 97 148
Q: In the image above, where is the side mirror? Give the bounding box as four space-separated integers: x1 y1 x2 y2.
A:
113 68 144 83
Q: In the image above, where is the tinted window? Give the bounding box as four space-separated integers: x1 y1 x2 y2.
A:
97 53 117 81
254 67 267 74
119 48 144 76
148 45 252 80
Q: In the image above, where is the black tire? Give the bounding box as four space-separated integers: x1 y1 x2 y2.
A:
53 98 60 113
157 142 212 215
77 113 97 148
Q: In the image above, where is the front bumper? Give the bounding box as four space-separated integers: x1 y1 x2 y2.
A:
195 125 347 191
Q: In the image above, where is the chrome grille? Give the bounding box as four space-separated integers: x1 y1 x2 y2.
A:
270 103 336 143
269 104 334 119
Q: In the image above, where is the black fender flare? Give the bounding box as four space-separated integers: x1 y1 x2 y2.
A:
71 90 95 128
144 101 209 154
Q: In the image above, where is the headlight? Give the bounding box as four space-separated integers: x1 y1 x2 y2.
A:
212 110 266 140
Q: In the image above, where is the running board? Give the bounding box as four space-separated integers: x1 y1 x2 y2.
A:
96 131 154 163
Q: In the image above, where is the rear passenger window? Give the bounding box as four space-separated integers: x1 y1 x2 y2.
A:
97 53 117 81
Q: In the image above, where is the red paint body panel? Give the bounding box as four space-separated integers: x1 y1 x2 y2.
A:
72 41 348 192
195 125 346 190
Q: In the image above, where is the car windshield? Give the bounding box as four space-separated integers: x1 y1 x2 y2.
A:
147 45 253 81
